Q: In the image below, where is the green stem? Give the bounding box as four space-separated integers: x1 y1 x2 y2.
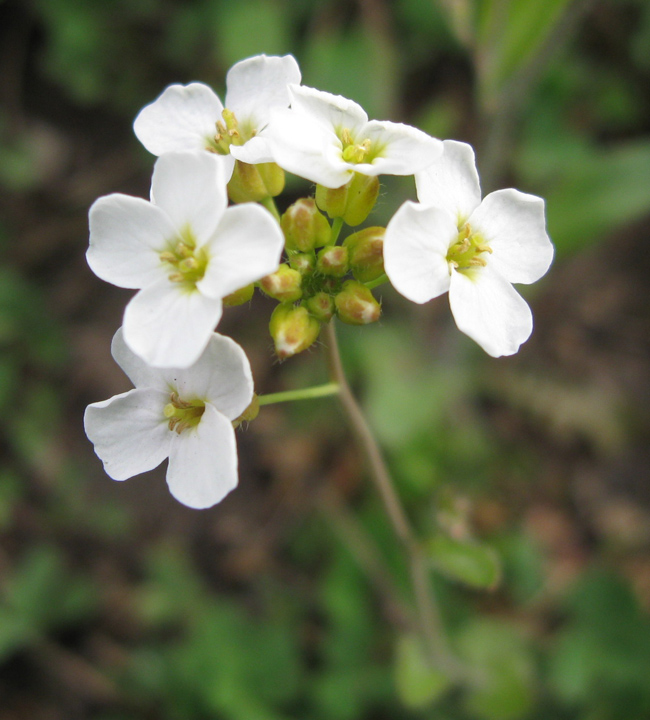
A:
323 320 466 680
260 196 281 223
330 217 344 245
258 382 340 406
364 273 389 290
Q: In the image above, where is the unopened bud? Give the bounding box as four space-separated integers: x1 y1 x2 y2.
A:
344 226 385 282
281 198 330 252
228 160 285 203
223 283 255 307
316 172 380 226
232 393 260 428
305 292 335 322
289 252 316 276
269 303 321 359
316 245 349 277
335 280 381 325
259 264 302 302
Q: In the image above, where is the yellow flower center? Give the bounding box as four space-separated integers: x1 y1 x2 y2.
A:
208 109 256 154
446 223 492 277
164 392 205 434
159 227 208 288
339 127 375 164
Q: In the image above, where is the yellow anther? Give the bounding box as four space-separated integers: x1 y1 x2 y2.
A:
168 273 184 282
159 251 176 263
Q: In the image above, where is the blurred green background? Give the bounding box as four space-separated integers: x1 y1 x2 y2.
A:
1 0 650 718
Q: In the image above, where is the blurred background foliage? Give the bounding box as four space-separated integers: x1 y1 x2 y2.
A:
0 0 650 718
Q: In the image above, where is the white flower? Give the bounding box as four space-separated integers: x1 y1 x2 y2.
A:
133 54 301 177
84 328 254 509
384 140 554 357
87 151 284 367
264 85 443 188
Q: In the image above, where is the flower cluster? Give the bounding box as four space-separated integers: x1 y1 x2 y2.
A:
85 54 553 508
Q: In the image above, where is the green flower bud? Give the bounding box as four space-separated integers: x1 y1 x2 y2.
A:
232 393 260 428
289 252 316 276
315 172 380 226
269 303 321 359
335 280 381 325
228 160 285 203
316 245 349 277
281 198 331 252
305 291 335 322
344 226 385 283
259 264 302 302
223 283 255 307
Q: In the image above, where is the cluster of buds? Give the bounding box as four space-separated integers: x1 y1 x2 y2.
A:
261 195 384 358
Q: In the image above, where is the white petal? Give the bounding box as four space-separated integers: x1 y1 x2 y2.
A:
150 152 228 244
84 388 171 480
198 203 284 299
358 121 443 176
264 108 349 187
384 201 455 304
448 265 533 357
415 140 481 224
289 85 368 132
110 327 169 391
468 189 554 285
229 135 275 164
87 195 172 289
123 278 223 368
166 404 238 509
169 334 254 421
225 54 301 130
133 83 224 156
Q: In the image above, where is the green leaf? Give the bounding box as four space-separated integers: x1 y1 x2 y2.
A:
394 634 451 709
427 535 501 589
457 619 536 720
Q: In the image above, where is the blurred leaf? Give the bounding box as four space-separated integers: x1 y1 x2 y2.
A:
457 619 536 720
475 0 572 102
394 634 451 709
0 609 34 661
427 534 501 589
213 0 290 69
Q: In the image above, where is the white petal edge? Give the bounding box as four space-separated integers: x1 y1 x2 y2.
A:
167 333 254 421
288 84 368 133
133 83 224 156
84 388 171 480
111 327 169 391
448 266 533 357
225 54 301 130
150 152 228 244
264 108 350 187
469 189 554 285
87 195 173 289
198 203 284 299
123 277 223 368
166 403 239 509
415 140 481 225
384 201 456 304
360 121 443 176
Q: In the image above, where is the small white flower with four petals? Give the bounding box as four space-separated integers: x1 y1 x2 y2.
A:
87 151 284 368
84 329 254 509
264 85 443 188
384 140 554 357
133 54 301 177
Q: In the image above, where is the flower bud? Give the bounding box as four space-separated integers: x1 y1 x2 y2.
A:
259 264 302 302
344 226 385 283
269 303 321 359
228 160 285 203
232 393 260 428
304 292 335 322
281 198 330 252
289 252 316 276
316 245 349 277
316 172 380 226
335 280 381 325
223 283 255 307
